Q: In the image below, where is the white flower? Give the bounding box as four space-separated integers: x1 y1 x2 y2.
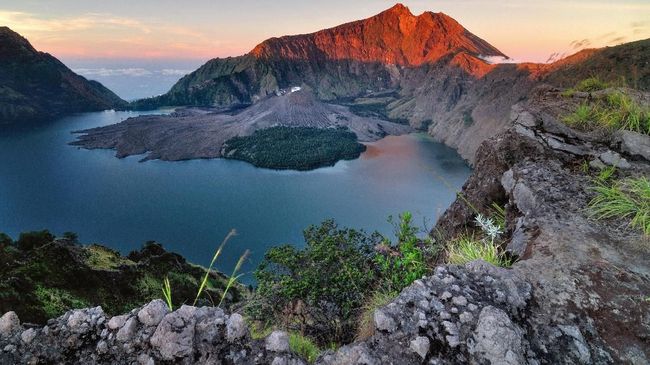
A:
474 214 503 241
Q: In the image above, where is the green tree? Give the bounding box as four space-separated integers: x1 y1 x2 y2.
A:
16 230 54 251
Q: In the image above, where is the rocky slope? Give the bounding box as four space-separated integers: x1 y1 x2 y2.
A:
3 85 649 364
0 27 126 124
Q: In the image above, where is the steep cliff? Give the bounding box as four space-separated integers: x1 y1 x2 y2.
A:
0 27 126 124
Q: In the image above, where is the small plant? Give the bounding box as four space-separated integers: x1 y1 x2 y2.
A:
563 103 593 128
562 90 650 135
289 332 321 363
162 276 173 311
374 212 430 291
589 176 650 235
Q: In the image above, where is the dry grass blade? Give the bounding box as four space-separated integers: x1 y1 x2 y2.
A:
193 229 237 306
218 249 250 308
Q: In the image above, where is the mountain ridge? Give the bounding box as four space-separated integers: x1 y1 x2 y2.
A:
0 26 127 124
132 3 506 109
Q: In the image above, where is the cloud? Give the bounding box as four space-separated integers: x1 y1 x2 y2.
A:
608 36 627 44
73 68 193 78
160 69 192 76
478 55 518 64
0 10 229 59
74 68 153 77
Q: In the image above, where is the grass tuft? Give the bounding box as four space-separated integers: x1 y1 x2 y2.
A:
162 276 173 311
447 233 512 267
356 289 399 341
575 77 610 92
589 176 650 235
289 332 322 364
562 90 650 135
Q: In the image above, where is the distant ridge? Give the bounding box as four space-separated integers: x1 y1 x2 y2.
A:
0 26 127 124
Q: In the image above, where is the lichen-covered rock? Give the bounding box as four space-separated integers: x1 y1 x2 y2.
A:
0 312 19 339
137 299 168 327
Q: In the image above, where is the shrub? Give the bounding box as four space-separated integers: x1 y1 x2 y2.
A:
252 220 380 344
289 333 321 363
0 233 12 251
589 176 650 235
16 230 54 251
34 285 89 318
251 215 434 346
374 212 431 291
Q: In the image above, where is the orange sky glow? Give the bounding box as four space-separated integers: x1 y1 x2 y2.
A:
1 0 648 63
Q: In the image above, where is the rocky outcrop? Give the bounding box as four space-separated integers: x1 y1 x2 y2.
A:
0 27 126 124
0 300 306 364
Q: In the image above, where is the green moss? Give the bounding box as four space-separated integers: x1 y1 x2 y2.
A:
34 285 89 318
85 244 135 270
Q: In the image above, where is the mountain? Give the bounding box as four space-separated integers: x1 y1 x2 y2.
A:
123 5 648 165
0 27 127 124
133 3 506 109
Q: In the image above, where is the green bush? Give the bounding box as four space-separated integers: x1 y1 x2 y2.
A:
251 214 432 346
252 219 379 344
589 176 650 235
374 212 431 291
0 233 12 251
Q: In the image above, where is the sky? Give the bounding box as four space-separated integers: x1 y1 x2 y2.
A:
1 0 647 100
1 0 648 63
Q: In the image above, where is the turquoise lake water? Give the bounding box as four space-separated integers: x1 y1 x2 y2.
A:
0 110 471 282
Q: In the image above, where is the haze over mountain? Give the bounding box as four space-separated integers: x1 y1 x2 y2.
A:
0 27 126 124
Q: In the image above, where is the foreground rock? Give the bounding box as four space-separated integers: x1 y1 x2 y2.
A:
0 300 306 364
